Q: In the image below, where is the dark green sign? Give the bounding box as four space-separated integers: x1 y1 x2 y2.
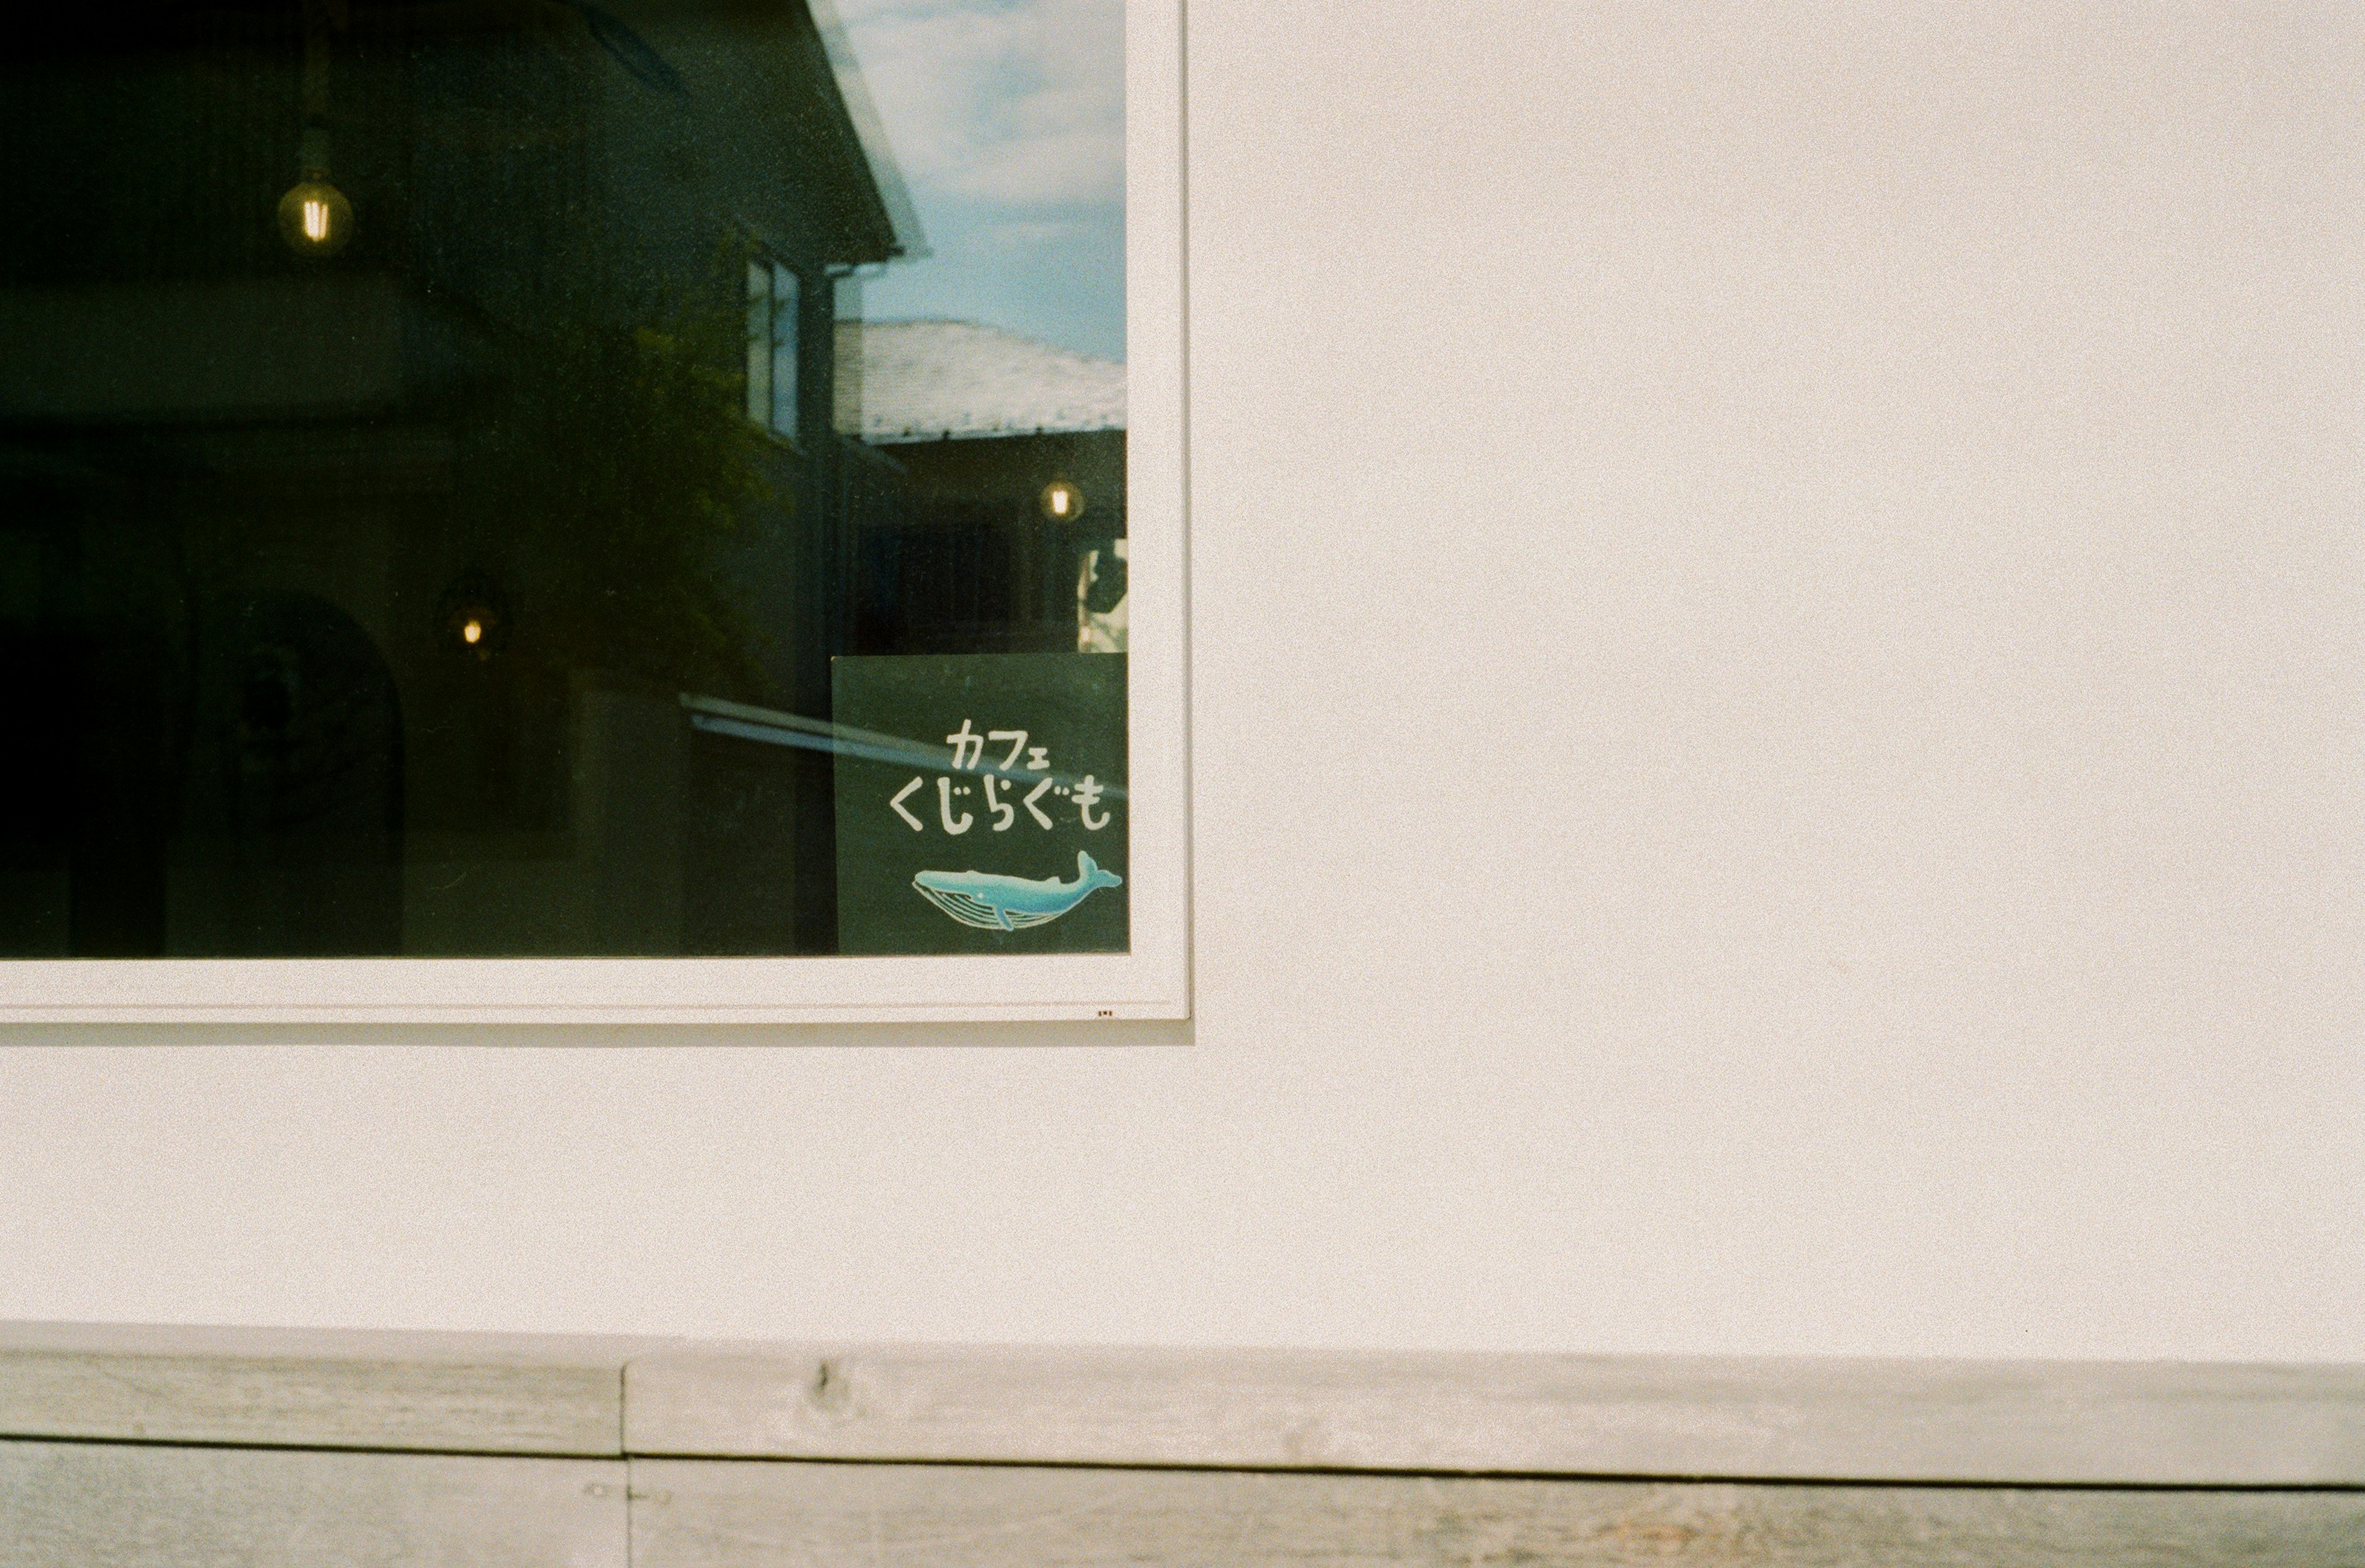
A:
833 653 1127 955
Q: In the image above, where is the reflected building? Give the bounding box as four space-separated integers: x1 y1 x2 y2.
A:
836 319 1127 658
0 1 905 956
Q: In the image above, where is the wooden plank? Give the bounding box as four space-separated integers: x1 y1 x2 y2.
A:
625 1345 2365 1485
0 1322 641 1455
0 1438 627 1568
7 1324 2363 1487
627 1459 2365 1568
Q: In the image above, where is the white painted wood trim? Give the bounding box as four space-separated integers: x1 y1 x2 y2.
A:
4 1325 2360 1486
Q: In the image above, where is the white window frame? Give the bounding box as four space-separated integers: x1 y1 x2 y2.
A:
0 0 1188 1024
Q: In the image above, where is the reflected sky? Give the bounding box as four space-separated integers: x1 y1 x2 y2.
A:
824 0 1125 362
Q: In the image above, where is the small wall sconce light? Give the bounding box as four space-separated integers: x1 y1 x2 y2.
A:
437 572 511 661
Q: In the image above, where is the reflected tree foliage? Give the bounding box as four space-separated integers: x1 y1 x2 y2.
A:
474 248 785 706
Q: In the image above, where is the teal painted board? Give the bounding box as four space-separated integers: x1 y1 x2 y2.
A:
833 653 1127 953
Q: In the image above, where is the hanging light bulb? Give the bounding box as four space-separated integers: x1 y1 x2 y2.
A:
278 127 354 257
278 6 352 258
1040 477 1085 523
278 177 354 256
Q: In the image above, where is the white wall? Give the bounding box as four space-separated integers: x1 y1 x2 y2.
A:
4 1 2361 1362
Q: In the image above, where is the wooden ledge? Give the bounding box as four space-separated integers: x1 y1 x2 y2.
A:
4 1325 2361 1486
0 1322 649 1457
622 1344 2365 1487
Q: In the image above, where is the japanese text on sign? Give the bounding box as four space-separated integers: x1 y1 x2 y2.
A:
887 719 1111 835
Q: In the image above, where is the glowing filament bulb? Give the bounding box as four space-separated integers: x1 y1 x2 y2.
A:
1040 479 1084 522
277 177 354 257
461 618 483 646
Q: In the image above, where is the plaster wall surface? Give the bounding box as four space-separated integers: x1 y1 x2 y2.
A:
2 0 2360 1362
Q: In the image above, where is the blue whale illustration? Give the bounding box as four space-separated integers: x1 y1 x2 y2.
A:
913 851 1123 932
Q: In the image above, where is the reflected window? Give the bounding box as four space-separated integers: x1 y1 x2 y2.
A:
746 258 801 440
0 0 1129 963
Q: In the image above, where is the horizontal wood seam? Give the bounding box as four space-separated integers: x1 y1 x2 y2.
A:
6 1436 2361 1493
610 1450 2365 1493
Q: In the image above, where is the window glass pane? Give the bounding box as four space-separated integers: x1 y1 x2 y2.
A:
772 262 800 438
745 259 772 428
0 0 1129 961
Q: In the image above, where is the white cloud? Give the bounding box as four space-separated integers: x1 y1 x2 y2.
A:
828 0 1123 209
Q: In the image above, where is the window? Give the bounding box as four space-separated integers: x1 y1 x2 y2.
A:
746 258 801 440
0 0 1184 1020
